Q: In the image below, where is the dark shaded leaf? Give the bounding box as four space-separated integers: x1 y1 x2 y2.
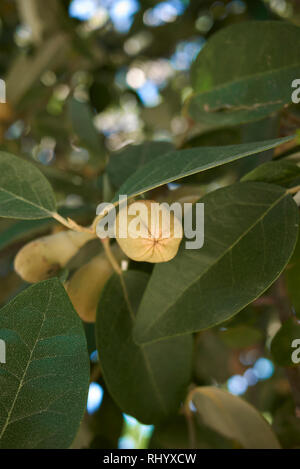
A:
271 318 300 367
192 386 281 449
0 278 90 449
190 22 300 125
96 271 193 424
107 141 173 190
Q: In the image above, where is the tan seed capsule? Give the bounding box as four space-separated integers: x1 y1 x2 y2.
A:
65 245 125 323
115 200 183 263
14 230 95 283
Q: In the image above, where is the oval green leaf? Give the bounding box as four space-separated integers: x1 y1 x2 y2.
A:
68 97 105 166
241 160 300 188
190 21 300 125
0 278 90 449
96 271 193 424
219 325 263 349
134 182 299 344
112 137 293 203
0 152 56 219
191 386 281 449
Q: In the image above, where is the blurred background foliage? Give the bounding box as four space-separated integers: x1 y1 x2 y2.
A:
1 0 300 449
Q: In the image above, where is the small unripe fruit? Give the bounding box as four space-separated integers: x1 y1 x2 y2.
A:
14 230 95 283
115 200 183 263
65 245 125 323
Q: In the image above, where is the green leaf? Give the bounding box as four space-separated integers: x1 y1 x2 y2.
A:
273 399 300 449
189 21 300 125
107 141 173 190
191 387 281 449
89 80 112 114
218 325 263 349
96 271 193 424
112 137 292 202
0 152 56 220
68 97 105 166
134 182 299 344
271 318 300 367
149 415 232 449
194 332 231 383
285 233 300 319
0 278 90 449
183 127 241 149
241 160 300 187
188 70 295 126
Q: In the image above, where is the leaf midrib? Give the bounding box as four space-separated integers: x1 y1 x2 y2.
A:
194 62 300 96
0 296 49 442
0 186 54 217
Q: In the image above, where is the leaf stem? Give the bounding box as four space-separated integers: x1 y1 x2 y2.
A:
183 388 197 449
101 239 136 322
52 212 94 234
185 409 197 449
99 238 136 321
101 238 122 275
286 185 300 195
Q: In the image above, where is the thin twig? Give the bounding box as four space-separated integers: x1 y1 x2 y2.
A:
185 408 197 449
89 363 101 384
52 212 94 233
286 185 300 195
101 238 122 275
253 296 275 307
274 137 298 158
100 238 135 320
183 386 198 449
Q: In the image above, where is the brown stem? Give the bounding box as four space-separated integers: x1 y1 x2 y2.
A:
274 137 298 158
273 277 300 416
184 406 197 449
101 238 122 275
52 212 94 234
286 185 300 195
252 296 275 307
89 363 101 384
282 110 300 127
183 386 198 449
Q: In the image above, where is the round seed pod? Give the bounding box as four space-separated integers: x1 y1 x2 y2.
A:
115 200 183 263
14 230 95 283
65 245 125 323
